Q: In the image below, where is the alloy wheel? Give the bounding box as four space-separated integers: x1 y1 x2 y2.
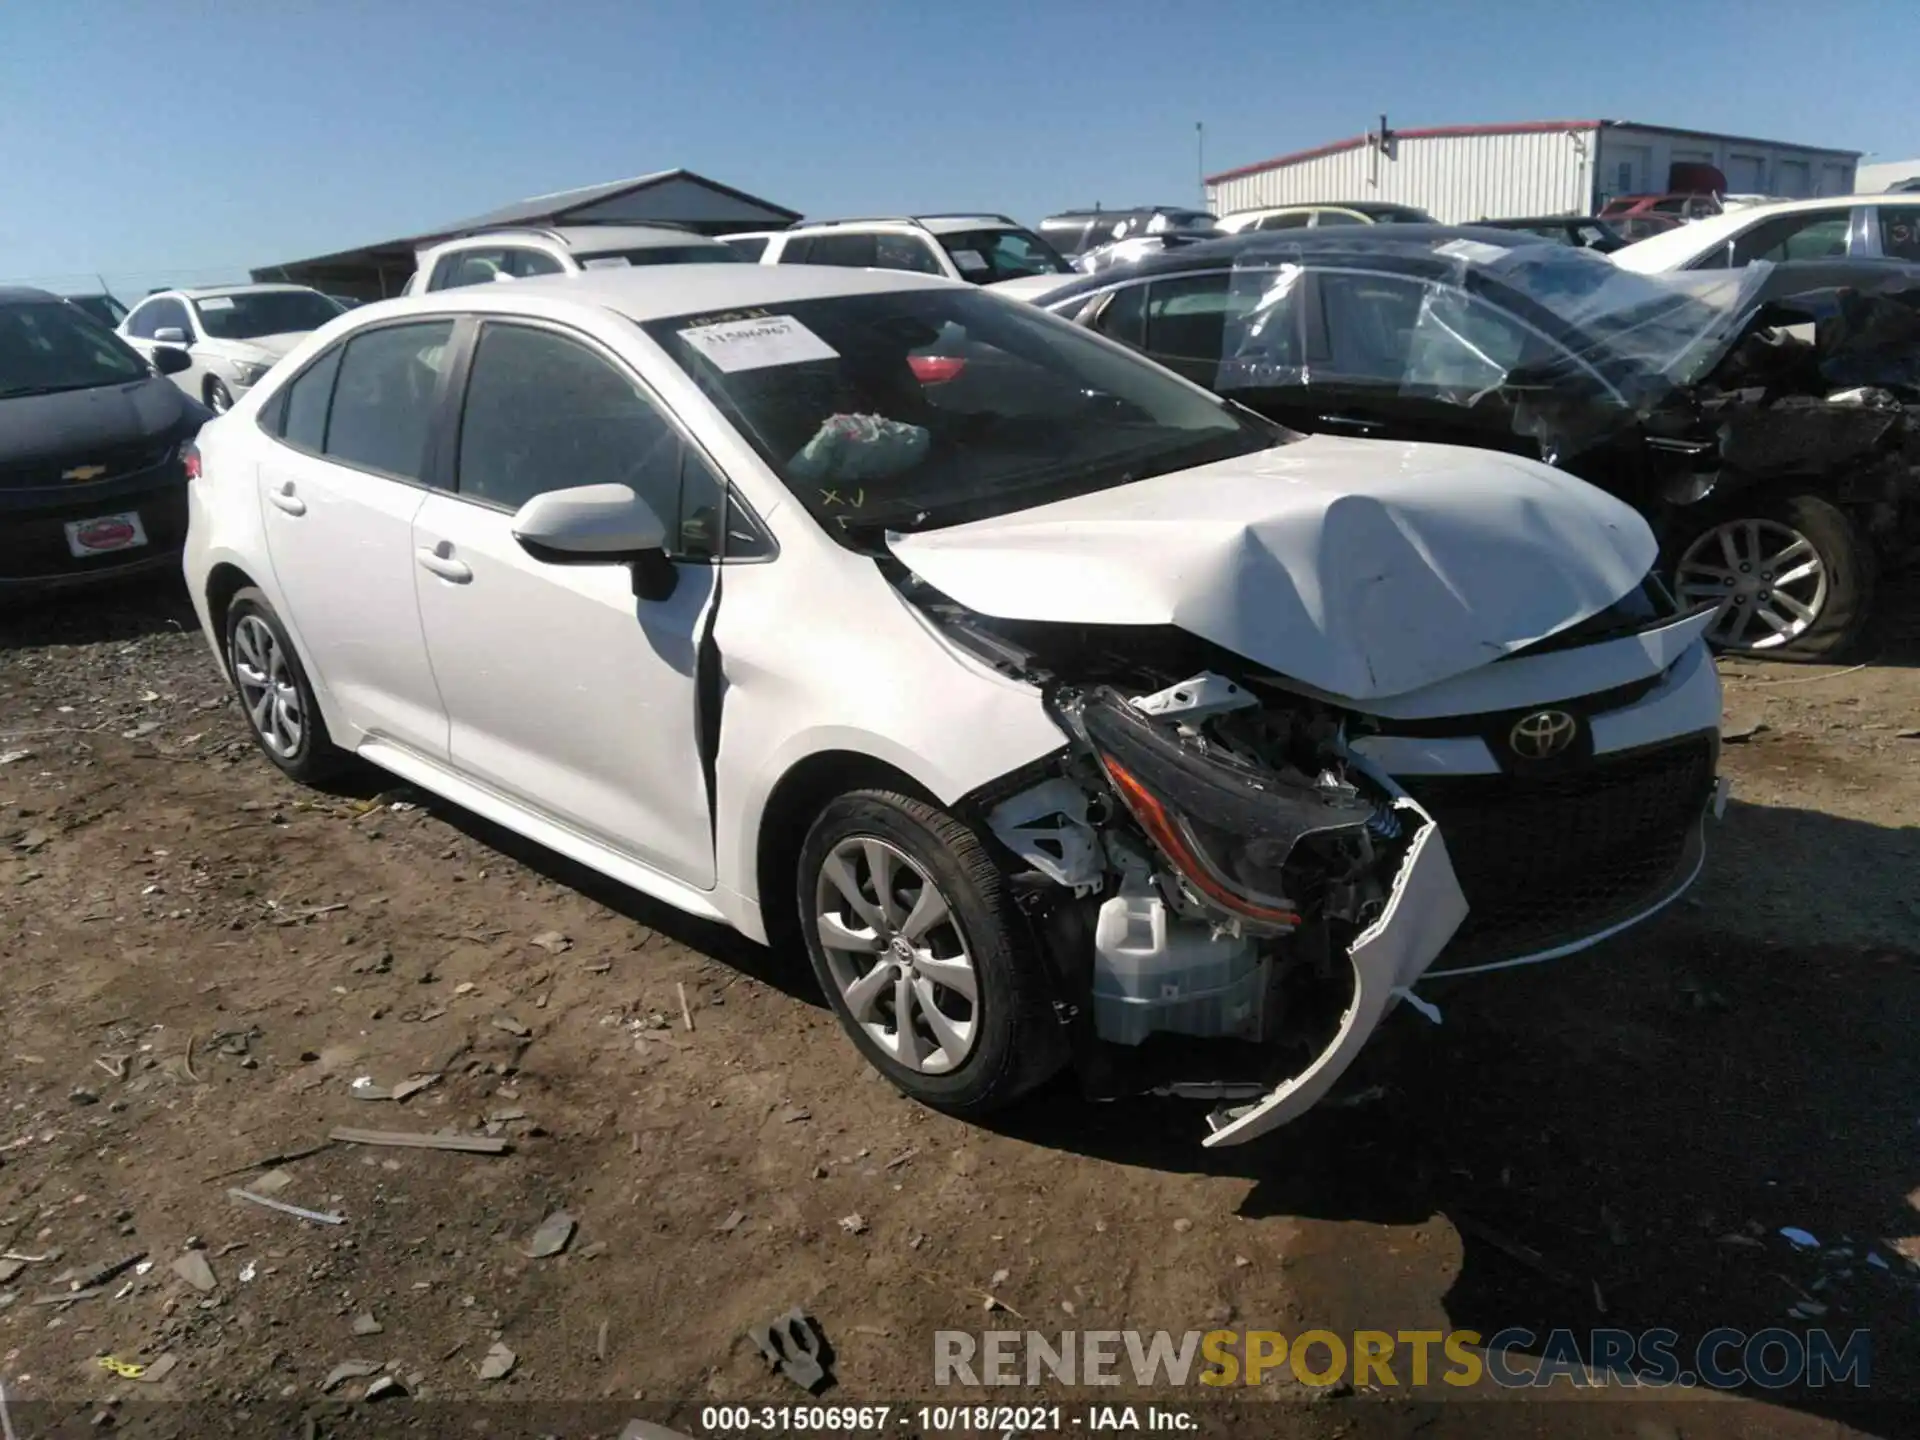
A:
813 836 978 1075
230 614 304 758
1675 518 1828 651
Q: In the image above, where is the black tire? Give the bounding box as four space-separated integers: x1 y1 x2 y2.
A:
1669 490 1874 662
223 587 344 783
205 377 233 413
797 790 1067 1116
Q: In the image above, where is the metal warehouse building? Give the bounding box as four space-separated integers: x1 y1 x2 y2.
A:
1205 119 1860 224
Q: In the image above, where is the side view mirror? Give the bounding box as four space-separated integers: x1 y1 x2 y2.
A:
153 327 188 345
511 484 677 600
151 347 194 377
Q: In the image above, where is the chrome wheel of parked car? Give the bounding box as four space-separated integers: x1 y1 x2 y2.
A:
205 378 233 413
231 614 304 758
814 835 977 1074
1675 517 1830 651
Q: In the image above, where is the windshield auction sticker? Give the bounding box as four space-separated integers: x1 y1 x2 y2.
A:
678 315 838 372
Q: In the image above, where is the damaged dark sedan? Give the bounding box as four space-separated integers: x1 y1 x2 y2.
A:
1022 232 1920 657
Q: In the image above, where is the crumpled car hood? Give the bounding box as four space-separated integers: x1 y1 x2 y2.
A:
887 434 1657 702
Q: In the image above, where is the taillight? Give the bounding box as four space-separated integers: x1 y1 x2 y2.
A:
182 442 202 481
908 354 967 385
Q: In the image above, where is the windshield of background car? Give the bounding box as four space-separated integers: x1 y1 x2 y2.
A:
642 287 1286 537
193 290 343 340
0 300 149 396
937 229 1074 283
577 245 744 268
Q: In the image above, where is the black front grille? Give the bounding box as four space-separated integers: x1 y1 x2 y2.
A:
0 438 176 490
1398 736 1716 968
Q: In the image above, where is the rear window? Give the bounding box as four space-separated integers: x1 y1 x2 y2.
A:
935 228 1072 283
720 235 770 261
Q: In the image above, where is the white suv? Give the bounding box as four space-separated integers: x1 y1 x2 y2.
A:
405 224 741 294
759 215 1075 286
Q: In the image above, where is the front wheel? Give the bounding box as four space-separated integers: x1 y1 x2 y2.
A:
1670 491 1873 660
798 790 1066 1116
205 377 234 414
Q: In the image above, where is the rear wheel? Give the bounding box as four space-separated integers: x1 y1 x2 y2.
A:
224 588 344 783
798 790 1066 1116
1670 491 1872 660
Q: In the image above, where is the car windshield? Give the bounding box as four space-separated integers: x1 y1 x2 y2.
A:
576 245 744 268
0 299 149 397
642 287 1286 538
936 229 1074 283
193 290 342 340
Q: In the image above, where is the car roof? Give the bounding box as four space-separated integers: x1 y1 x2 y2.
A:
1478 215 1614 227
0 286 60 305
1611 193 1919 271
1030 224 1541 300
1224 201 1429 216
507 224 724 251
357 261 959 326
786 214 1027 237
165 283 318 301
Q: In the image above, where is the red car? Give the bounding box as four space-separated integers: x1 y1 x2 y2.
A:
1600 192 1723 222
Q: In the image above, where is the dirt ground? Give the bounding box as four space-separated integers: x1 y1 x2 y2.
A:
1 575 1916 1440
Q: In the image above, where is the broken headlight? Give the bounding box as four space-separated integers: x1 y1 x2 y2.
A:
1075 687 1382 933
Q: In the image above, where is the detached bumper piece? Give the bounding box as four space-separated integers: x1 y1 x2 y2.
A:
1055 685 1469 1148
1203 800 1466 1147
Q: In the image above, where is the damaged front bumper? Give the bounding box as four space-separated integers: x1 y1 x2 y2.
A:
987 676 1471 1148
1202 795 1465 1146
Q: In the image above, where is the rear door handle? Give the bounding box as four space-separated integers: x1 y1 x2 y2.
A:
416 546 472 583
267 482 306 516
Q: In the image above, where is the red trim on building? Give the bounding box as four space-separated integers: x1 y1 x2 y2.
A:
1205 118 1859 185
1205 120 1603 185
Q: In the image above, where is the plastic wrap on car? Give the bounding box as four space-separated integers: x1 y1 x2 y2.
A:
1213 238 1786 462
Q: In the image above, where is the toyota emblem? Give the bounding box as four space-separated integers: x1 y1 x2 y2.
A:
1509 709 1578 760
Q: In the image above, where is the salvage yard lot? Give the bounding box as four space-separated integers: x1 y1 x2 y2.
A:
2 578 1917 1438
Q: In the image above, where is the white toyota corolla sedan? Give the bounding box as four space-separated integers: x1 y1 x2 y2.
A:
182 264 1725 1146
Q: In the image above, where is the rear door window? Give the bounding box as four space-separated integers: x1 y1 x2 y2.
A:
873 234 943 274
1141 274 1240 379
721 235 769 261
1876 207 1920 261
322 321 456 481
1309 272 1427 382
1257 212 1312 232
279 345 344 452
1715 210 1851 267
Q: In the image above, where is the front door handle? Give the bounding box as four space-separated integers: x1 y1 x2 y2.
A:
267 482 306 516
416 545 472 583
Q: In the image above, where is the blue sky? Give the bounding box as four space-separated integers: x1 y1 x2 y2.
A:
2 0 1913 293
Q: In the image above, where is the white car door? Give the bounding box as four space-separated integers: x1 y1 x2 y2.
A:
256 319 456 758
410 318 720 888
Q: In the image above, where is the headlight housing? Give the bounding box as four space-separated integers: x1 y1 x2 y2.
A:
1074 688 1384 933
227 360 271 386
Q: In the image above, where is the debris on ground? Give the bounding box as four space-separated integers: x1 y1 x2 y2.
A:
170 1250 217 1293
717 1209 747 1234
838 1213 867 1235
352 1312 384 1336
364 1374 408 1401
528 931 572 954
525 1210 577 1258
227 1187 346 1225
1781 1227 1821 1250
749 1307 831 1393
349 1073 439 1102
478 1342 518 1381
328 1127 510 1154
135 1354 179 1385
322 1359 380 1392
